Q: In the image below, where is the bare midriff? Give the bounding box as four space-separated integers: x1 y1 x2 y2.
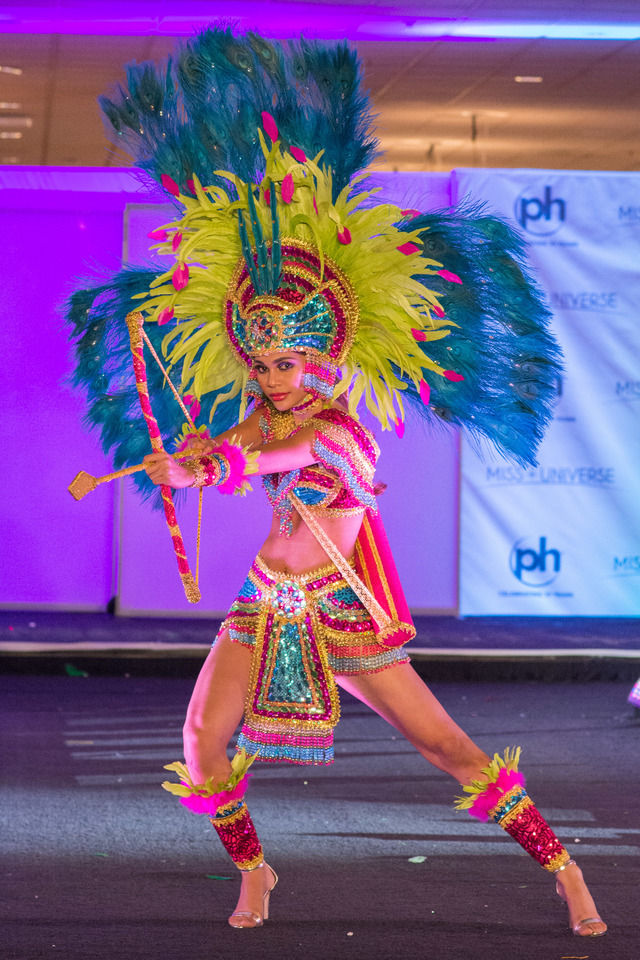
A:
259 509 364 575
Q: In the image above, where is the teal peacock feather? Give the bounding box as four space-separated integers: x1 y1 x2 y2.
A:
397 207 562 466
99 26 378 202
65 266 241 506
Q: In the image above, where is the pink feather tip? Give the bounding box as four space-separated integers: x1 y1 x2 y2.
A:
264 187 271 205
186 178 195 194
281 172 295 204
215 440 251 495
261 111 278 141
290 145 307 163
444 370 465 382
178 773 251 815
171 230 182 252
313 197 319 216
433 304 445 318
183 394 201 417
148 228 168 242
419 380 431 405
157 307 174 326
394 419 405 439
468 769 526 823
401 208 420 218
337 226 352 245
160 174 180 197
172 263 189 291
397 242 420 255
411 328 427 342
438 268 462 284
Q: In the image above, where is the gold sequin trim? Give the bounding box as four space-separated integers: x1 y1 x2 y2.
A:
494 794 533 827
545 848 571 874
213 801 249 827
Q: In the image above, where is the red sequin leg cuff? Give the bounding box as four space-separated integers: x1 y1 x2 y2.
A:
495 796 570 873
209 800 264 871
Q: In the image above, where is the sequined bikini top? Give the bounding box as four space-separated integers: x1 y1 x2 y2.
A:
258 403 379 536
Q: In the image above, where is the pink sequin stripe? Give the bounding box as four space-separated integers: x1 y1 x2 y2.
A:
315 409 378 458
306 570 343 590
323 288 346 358
316 433 370 498
239 724 334 765
242 727 332 750
318 609 373 633
250 560 273 587
305 360 335 382
501 802 568 871
252 612 333 721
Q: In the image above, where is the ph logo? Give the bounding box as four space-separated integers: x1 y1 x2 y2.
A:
510 536 562 587
514 186 566 236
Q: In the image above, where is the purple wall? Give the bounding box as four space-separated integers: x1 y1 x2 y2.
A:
1 168 459 615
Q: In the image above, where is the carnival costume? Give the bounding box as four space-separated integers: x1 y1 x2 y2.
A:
65 26 603 935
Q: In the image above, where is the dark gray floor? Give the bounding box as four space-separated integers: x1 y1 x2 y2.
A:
1 672 638 960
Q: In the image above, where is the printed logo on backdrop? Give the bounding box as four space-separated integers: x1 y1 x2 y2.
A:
615 380 640 402
611 555 640 578
510 536 562 587
514 185 567 237
551 291 618 312
484 465 615 487
618 205 640 226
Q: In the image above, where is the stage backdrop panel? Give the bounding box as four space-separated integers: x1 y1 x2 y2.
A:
0 168 147 608
454 169 640 616
116 174 462 615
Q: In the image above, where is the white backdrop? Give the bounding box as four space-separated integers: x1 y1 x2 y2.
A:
455 169 640 615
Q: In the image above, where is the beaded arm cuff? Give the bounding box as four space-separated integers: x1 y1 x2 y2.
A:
185 438 260 495
187 454 222 488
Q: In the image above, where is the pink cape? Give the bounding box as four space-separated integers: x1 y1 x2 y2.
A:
354 508 416 648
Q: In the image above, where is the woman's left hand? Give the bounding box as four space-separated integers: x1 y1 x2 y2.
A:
143 451 195 489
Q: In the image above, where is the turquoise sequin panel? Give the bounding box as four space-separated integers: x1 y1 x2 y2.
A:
330 586 360 605
238 576 260 600
267 621 313 704
231 293 336 355
293 486 327 505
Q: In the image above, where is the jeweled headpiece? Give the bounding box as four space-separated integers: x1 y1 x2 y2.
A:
226 235 358 400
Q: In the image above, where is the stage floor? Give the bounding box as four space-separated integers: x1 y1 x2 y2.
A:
1 672 638 960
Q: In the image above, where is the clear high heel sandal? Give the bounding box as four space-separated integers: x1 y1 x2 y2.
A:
554 859 606 937
228 862 278 929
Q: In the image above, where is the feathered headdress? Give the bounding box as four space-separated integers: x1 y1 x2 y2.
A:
66 24 561 505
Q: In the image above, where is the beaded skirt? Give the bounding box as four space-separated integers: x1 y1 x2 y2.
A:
216 555 409 764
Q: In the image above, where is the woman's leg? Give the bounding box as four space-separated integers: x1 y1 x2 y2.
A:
183 629 252 785
336 660 490 781
183 631 276 927
336 662 606 936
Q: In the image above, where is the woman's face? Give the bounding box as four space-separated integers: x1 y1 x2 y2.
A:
253 352 307 410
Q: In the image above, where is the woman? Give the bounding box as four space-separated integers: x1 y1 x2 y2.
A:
68 23 605 938
144 350 606 936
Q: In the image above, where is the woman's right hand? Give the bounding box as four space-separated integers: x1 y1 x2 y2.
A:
143 451 195 489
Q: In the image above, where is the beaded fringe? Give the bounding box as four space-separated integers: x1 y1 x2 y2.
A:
237 721 334 765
